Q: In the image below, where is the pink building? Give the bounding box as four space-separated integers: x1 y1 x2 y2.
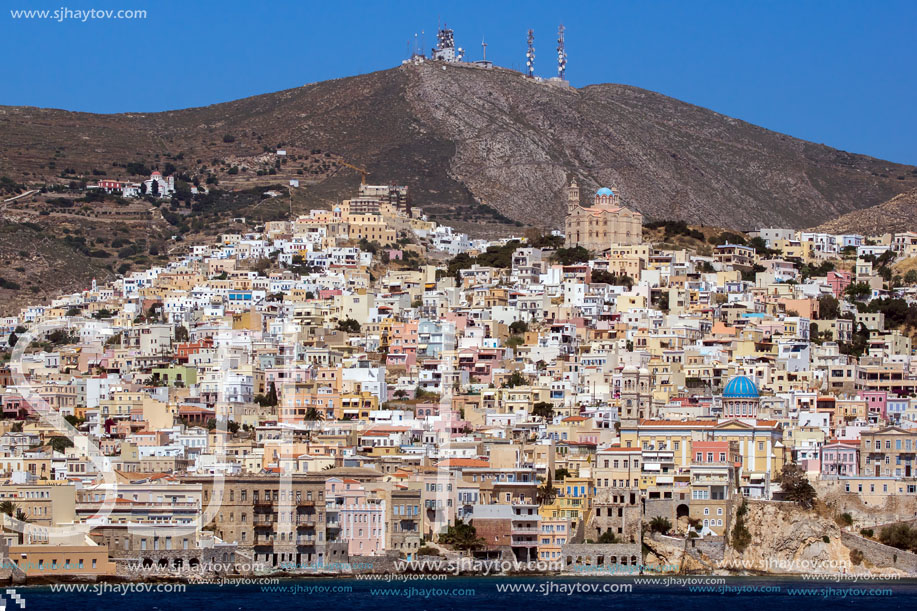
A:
326 478 386 556
386 321 419 369
862 391 888 421
827 271 852 299
821 440 859 476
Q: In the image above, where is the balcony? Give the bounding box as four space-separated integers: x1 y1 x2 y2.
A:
296 536 316 545
510 537 539 547
511 527 540 535
253 498 274 507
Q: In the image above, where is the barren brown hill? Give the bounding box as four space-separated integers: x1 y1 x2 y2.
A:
812 188 917 235
2 62 916 233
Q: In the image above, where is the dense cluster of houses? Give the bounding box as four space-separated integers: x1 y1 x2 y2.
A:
3 182 917 578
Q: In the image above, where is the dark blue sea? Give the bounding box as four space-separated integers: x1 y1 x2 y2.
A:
9 576 917 610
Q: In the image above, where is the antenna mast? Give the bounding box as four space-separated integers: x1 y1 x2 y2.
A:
482 38 487 61
557 24 567 80
526 29 535 77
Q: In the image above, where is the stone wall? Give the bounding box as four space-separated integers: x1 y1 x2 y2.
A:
686 536 726 564
560 542 643 572
644 498 675 523
817 479 917 524
840 532 917 575
114 545 241 578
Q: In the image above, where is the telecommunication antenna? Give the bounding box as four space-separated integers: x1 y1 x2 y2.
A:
526 29 535 77
557 24 567 79
481 38 487 61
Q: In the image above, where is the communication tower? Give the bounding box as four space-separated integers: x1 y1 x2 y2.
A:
526 29 535 77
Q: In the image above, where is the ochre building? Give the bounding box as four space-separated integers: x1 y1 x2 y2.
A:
564 179 643 251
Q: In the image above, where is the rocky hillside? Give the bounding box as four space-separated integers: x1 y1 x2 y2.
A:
2 63 916 233
812 188 917 234
644 500 905 576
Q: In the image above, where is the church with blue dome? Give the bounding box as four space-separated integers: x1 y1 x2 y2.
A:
721 375 760 418
564 178 643 252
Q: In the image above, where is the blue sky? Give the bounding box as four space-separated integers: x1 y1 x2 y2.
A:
3 0 916 164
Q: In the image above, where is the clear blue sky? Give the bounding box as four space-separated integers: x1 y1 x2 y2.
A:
3 0 916 164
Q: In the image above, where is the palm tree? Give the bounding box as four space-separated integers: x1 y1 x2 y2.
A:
304 407 324 422
1 503 29 544
648 516 672 534
536 475 557 505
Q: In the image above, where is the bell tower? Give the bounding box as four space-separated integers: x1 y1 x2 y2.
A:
567 178 580 213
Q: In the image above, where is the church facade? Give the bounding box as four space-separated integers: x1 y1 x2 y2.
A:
564 179 643 252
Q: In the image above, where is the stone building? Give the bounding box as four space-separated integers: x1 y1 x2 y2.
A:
184 469 382 568
564 179 643 252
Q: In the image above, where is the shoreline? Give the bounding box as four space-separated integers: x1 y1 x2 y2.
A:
8 568 912 587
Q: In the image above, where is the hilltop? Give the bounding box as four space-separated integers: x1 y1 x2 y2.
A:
1 63 915 233
811 188 917 235
2 62 917 310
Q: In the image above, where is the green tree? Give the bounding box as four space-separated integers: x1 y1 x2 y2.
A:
779 462 817 509
551 246 592 265
536 475 558 505
174 325 189 342
532 401 554 420
648 516 672 533
64 414 84 427
337 318 361 333
438 519 484 551
817 295 840 320
905 269 917 285
509 320 528 335
264 382 278 407
845 282 872 301
731 500 752 551
304 407 324 421
48 436 74 453
597 531 619 543
503 371 528 388
879 523 917 552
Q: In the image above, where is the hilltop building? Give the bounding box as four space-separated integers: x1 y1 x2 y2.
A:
564 179 643 252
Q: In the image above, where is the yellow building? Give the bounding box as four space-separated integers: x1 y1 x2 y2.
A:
539 476 593 530
619 418 785 498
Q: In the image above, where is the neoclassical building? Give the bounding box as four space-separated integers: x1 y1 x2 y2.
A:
564 179 643 251
721 375 760 419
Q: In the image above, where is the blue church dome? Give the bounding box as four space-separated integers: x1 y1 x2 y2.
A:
596 187 614 196
722 376 759 398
